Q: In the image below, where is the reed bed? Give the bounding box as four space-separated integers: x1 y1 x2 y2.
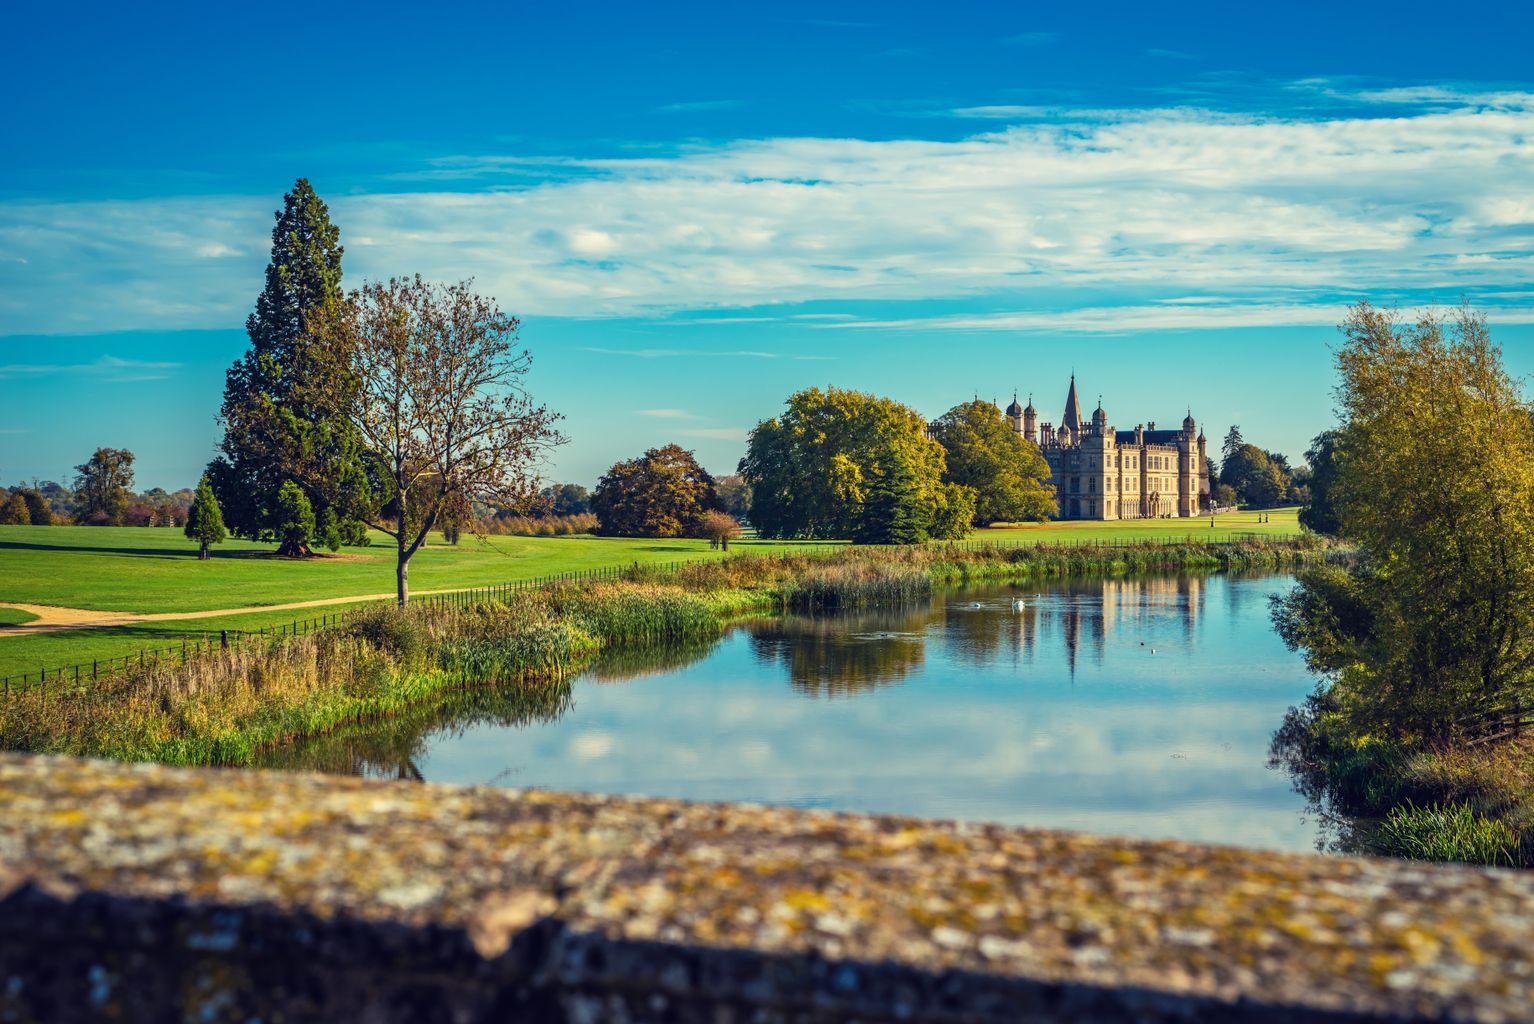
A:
0 535 1339 767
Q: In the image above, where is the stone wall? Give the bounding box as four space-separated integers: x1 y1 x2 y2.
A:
1 753 1531 1022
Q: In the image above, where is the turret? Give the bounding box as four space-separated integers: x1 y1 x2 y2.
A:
1005 392 1025 435
1062 374 1084 434
1023 395 1037 445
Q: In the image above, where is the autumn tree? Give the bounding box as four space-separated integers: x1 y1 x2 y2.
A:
184 476 227 559
1274 304 1534 742
741 387 967 540
0 493 27 526
1297 430 1343 535
714 474 752 521
928 399 1054 525
701 510 742 550
72 447 135 525
592 444 720 537
208 179 371 550
305 276 564 605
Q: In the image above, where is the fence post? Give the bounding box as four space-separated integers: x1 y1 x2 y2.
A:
221 630 229 649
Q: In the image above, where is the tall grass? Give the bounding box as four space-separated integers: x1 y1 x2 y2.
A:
784 563 933 612
1373 801 1523 867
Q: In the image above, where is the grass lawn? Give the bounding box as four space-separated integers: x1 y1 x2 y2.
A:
0 511 1303 678
978 506 1302 544
0 608 39 627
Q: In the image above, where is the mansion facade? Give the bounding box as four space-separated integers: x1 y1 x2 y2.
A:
1005 376 1211 521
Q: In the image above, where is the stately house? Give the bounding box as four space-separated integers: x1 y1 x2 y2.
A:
1004 376 1210 521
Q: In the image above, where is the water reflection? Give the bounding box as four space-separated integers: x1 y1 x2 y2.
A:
747 606 938 697
271 573 1323 853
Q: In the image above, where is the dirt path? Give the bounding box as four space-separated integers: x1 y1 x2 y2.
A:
0 591 457 637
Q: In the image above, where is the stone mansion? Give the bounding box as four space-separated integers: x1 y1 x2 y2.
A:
1005 375 1211 521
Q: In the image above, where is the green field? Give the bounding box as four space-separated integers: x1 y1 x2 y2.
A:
0 511 1301 678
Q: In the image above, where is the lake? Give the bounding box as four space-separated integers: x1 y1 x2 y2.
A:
276 573 1324 854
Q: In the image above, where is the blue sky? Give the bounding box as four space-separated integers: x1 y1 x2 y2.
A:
3 0 1533 488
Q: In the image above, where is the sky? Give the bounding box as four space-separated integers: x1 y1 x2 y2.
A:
3 0 1533 489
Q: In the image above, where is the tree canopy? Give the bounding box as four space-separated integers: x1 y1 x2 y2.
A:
928 399 1054 525
72 447 135 525
1273 303 1534 743
304 275 563 605
1297 430 1343 535
740 387 969 541
208 179 371 549
184 476 227 559
592 444 720 538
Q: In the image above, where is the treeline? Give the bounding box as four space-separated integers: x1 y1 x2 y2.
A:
1 449 194 527
1214 426 1308 509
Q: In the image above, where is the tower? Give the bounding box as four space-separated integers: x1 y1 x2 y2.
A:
1062 374 1084 435
1005 393 1025 436
1023 395 1037 446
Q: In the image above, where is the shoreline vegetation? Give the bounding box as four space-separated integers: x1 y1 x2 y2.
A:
0 536 1335 767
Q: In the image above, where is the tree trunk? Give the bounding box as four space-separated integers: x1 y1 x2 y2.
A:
276 539 312 558
397 535 410 607
199 540 209 560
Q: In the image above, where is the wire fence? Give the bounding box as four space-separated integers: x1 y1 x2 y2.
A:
0 530 1281 699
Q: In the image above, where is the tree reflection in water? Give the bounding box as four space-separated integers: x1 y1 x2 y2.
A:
254 682 575 779
745 604 942 697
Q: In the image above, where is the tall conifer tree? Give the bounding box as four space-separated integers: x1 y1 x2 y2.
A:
208 179 369 553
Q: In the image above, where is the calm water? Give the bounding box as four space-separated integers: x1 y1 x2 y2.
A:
278 573 1324 854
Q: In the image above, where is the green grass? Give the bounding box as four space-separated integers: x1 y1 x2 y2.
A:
0 514 1305 679
0 608 39 627
979 506 1302 544
1373 801 1524 867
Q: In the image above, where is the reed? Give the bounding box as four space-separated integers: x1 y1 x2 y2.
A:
1373 801 1524 867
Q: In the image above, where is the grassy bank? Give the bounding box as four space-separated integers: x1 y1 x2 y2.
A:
1271 707 1533 867
0 536 1335 766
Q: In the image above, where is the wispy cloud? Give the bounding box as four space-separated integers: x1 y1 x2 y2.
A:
583 347 831 361
636 408 704 419
676 426 749 441
1003 31 1059 47
817 302 1534 333
0 355 183 382
654 99 744 114
4 87 1533 335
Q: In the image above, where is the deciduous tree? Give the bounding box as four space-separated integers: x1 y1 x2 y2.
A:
305 276 564 605
273 481 315 557
928 399 1054 525
701 510 742 550
72 447 135 525
0 493 27 526
741 387 964 540
1297 430 1343 535
592 444 719 538
1274 303 1534 742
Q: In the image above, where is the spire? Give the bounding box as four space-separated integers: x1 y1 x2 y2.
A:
1062 373 1084 433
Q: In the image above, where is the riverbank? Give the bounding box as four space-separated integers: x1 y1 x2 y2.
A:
1271 706 1534 867
0 537 1337 767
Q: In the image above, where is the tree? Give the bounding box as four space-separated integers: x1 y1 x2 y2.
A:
0 493 27 526
272 481 315 557
592 444 720 537
714 474 752 522
1298 430 1343 535
928 399 1054 525
1212 483 1238 508
740 387 957 540
854 451 932 544
208 179 371 549
72 448 135 525
305 276 563 605
701 511 742 550
541 482 591 517
14 489 51 525
1274 304 1534 742
184 476 228 559
1221 424 1244 465
1220 442 1292 508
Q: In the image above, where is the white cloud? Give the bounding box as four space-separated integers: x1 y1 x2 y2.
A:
0 355 183 382
3 91 1533 336
636 408 703 419
676 426 750 441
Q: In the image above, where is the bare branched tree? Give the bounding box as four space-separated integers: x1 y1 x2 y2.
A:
307 276 564 604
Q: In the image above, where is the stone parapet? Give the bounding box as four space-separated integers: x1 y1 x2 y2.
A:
0 753 1531 1022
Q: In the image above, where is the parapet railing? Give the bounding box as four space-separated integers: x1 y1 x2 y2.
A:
0 530 1290 698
